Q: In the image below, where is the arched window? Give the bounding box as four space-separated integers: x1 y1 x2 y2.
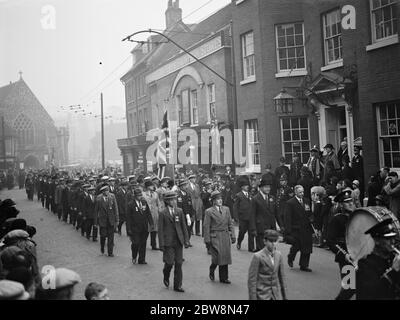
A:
13 113 34 146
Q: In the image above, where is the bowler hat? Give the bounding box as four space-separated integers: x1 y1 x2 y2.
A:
259 176 273 187
237 175 250 188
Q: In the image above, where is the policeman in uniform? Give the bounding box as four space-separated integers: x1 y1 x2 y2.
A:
327 189 356 300
356 218 400 300
158 191 190 292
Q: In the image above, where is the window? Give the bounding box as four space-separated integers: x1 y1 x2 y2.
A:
377 101 400 168
241 31 255 80
190 90 198 125
245 119 261 170
133 111 137 136
207 83 216 122
275 23 306 72
281 117 310 163
176 95 183 126
129 113 133 136
323 9 343 64
13 113 34 146
370 0 398 43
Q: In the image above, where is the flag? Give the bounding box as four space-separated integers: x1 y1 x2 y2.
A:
157 110 169 178
210 120 220 165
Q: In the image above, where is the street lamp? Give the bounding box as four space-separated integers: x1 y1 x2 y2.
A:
273 89 294 114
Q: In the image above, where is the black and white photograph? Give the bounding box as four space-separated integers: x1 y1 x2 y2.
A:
0 0 400 305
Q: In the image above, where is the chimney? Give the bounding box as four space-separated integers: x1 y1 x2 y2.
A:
165 0 182 30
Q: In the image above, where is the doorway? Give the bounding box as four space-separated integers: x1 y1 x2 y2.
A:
325 106 347 150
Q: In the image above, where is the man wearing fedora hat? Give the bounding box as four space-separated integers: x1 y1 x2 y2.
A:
187 174 203 237
249 176 280 252
356 218 400 300
143 180 161 250
158 191 190 292
94 185 119 257
126 189 154 264
204 190 236 284
248 230 287 300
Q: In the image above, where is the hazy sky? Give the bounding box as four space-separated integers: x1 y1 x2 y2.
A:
0 0 230 125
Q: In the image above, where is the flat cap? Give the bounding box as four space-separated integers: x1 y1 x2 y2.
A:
163 191 177 201
188 174 196 180
100 185 109 192
109 177 116 181
333 188 353 203
54 268 81 290
161 176 171 184
101 176 109 181
210 190 222 200
178 179 188 187
133 188 143 196
324 143 334 149
151 176 160 181
264 229 279 241
144 180 153 188
0 280 30 300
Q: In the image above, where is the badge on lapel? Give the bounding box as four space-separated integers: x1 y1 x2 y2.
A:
175 215 179 222
305 204 310 211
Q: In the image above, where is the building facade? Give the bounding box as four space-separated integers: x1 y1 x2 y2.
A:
118 0 235 176
0 74 67 169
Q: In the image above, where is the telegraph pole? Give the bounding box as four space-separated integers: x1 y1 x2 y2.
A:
101 92 105 170
2 116 6 170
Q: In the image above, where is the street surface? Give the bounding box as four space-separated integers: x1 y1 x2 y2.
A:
2 188 341 300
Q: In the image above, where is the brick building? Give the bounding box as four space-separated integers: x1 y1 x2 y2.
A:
118 0 235 176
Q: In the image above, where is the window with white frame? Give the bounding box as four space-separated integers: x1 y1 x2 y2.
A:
276 22 306 72
207 83 216 122
190 90 198 125
281 117 310 163
323 9 343 64
370 0 398 42
245 119 261 169
377 101 400 168
241 31 255 80
176 90 190 126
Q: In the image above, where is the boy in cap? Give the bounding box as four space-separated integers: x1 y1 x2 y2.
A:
248 230 287 300
356 218 400 300
158 191 190 292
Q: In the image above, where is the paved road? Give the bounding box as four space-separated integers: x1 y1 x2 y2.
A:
2 188 341 300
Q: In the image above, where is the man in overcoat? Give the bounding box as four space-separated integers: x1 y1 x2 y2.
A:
187 174 203 236
284 185 313 272
203 190 236 284
249 176 279 251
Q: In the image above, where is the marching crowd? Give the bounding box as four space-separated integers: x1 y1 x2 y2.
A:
0 139 400 300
